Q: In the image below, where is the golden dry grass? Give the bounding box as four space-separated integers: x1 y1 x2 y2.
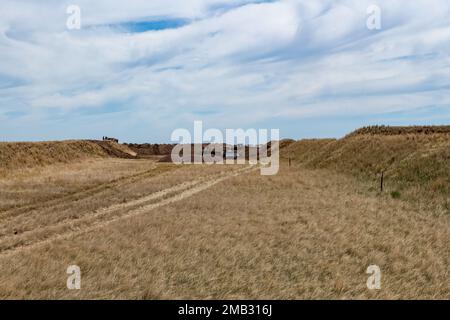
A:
283 132 450 211
0 157 448 299
0 140 136 176
0 159 157 211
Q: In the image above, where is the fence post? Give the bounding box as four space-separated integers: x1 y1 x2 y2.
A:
380 171 384 192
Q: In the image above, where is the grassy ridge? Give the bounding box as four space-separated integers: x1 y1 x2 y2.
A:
0 140 136 174
282 127 450 210
347 125 450 136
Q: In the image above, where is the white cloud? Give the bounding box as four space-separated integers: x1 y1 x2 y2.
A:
1 0 450 141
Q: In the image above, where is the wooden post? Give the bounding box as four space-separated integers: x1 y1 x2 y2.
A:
288 156 291 167
380 171 384 192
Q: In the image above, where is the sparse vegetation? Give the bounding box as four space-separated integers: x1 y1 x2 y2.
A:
346 125 450 136
390 191 401 199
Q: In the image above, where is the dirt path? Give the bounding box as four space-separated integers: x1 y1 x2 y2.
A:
0 165 257 258
0 163 163 220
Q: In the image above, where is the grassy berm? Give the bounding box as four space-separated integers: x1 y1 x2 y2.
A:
282 126 450 212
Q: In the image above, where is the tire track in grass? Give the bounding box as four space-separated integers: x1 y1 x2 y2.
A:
0 163 166 220
0 165 258 258
0 163 182 235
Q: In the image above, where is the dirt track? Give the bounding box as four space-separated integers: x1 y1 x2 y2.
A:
0 165 257 257
0 163 160 219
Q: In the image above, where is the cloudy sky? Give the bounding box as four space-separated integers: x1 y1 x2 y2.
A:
1 0 450 142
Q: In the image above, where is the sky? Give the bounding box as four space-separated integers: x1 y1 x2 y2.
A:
0 0 450 143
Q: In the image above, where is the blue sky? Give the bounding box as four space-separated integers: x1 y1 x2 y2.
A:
0 0 450 142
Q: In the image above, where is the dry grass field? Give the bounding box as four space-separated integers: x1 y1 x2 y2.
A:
0 130 448 299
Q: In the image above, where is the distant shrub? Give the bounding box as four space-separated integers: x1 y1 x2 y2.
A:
391 191 401 199
347 125 450 137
